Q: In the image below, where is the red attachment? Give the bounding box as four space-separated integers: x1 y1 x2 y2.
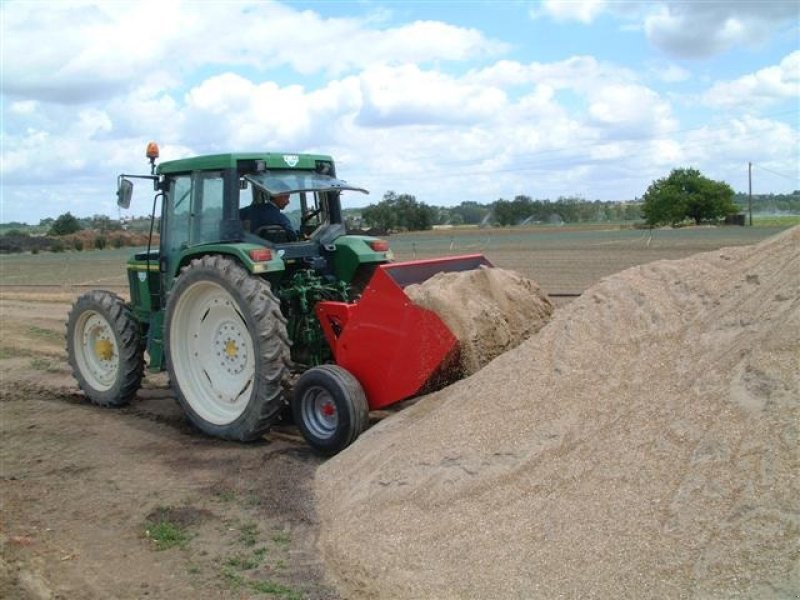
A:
316 254 492 410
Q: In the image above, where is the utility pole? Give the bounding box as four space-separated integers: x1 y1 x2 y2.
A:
748 162 753 226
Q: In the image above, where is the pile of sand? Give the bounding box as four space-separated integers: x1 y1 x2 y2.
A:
316 227 799 599
405 266 554 377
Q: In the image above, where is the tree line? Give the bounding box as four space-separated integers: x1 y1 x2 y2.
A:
358 169 799 231
3 168 798 243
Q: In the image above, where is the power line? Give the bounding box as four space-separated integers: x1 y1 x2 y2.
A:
751 162 800 182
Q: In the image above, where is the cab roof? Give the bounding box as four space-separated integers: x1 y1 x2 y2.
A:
156 152 334 175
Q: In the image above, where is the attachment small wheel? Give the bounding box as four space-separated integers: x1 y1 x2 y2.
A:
66 290 144 406
293 364 369 455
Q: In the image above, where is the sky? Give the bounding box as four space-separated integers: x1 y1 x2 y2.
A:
1 0 798 224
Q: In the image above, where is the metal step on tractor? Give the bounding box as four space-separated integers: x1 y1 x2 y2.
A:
66 143 490 454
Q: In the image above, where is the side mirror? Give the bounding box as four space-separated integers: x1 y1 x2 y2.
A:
117 177 133 208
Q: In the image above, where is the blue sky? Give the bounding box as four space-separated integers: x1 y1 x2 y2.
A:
1 0 798 224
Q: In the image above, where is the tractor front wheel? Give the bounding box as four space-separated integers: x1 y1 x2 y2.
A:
293 364 369 455
165 255 290 441
66 290 144 407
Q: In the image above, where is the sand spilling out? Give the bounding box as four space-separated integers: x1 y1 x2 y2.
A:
405 266 554 377
316 227 800 599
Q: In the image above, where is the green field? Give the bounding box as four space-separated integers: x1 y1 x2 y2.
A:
0 225 792 297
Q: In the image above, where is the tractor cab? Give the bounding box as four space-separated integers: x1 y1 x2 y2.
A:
150 152 371 290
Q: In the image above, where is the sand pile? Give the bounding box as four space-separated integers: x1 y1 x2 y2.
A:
316 227 800 599
405 266 554 376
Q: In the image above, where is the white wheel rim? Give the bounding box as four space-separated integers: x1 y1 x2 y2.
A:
170 280 255 425
74 311 119 391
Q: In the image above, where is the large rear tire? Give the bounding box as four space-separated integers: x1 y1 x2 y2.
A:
66 290 144 407
165 255 290 441
293 364 369 455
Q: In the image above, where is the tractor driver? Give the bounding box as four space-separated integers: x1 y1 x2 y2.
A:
240 189 299 241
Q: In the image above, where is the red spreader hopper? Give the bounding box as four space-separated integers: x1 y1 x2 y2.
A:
316 254 493 410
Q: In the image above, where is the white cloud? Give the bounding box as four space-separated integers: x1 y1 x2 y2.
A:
0 0 507 105
652 63 691 84
587 83 676 137
355 64 507 127
703 51 800 109
534 0 609 24
644 1 799 58
679 115 799 188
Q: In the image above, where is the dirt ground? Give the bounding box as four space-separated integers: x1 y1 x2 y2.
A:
0 226 789 599
0 296 337 600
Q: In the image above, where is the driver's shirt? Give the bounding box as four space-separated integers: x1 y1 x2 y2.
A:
240 201 298 241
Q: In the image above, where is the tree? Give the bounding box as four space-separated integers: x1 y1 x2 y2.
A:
362 191 436 232
451 201 490 225
48 212 83 236
642 168 737 227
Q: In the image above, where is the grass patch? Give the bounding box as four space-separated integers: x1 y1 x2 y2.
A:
221 566 245 589
29 357 64 373
0 347 17 359
144 505 205 551
272 531 291 547
145 519 191 551
249 579 302 599
226 553 261 571
751 214 800 227
253 546 269 561
214 488 237 502
27 325 64 341
221 567 302 600
239 522 259 547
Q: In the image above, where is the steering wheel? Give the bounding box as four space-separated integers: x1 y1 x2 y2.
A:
302 208 322 225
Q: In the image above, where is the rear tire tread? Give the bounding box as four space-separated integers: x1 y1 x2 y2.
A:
166 255 291 442
66 290 144 407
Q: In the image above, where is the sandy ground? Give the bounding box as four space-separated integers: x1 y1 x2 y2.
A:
317 227 800 599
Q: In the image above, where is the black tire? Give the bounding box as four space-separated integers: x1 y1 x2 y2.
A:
293 364 369 455
164 255 290 441
66 290 144 407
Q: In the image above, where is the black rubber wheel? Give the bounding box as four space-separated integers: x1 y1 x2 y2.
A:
66 290 144 407
164 255 291 441
293 364 369 455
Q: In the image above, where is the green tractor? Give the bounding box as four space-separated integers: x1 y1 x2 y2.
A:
67 144 488 454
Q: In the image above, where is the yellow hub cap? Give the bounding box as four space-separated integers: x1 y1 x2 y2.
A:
95 338 115 361
225 339 239 358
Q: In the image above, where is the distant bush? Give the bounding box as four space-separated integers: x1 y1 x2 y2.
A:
111 235 125 249
51 240 65 253
94 235 107 250
73 239 84 251
0 232 52 254
49 212 83 236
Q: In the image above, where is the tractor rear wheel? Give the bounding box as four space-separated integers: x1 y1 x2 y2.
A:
293 364 369 455
165 255 290 441
66 290 144 407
